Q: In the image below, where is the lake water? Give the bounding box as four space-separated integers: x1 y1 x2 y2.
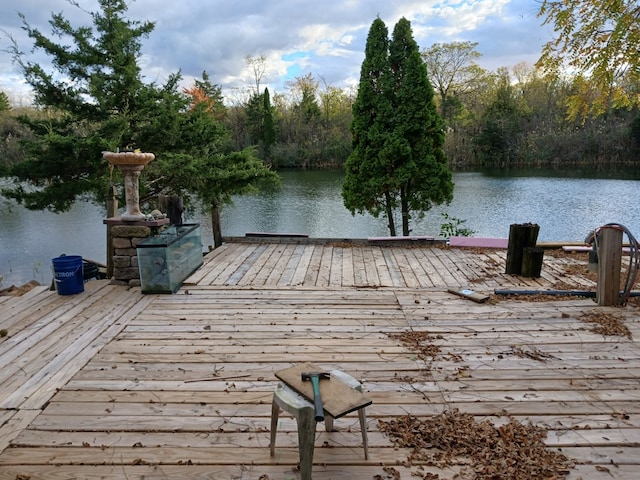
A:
2 168 640 287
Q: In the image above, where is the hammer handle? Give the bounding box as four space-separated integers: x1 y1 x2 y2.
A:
310 376 324 422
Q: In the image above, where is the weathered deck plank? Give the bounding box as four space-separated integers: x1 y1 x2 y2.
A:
1 240 638 479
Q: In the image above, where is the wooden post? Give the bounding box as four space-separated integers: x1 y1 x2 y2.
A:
522 246 544 278
168 196 184 226
106 185 118 279
596 226 623 306
160 194 184 225
505 223 539 274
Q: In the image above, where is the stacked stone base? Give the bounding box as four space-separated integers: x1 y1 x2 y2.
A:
104 218 170 287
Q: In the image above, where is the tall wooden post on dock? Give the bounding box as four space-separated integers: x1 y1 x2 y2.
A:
596 226 623 306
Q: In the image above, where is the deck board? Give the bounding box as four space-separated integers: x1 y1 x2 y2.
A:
1 240 638 479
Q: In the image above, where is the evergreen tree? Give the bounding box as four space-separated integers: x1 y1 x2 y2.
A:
245 91 264 146
295 81 321 122
390 18 454 236
0 91 10 112
243 87 276 159
343 17 395 231
343 17 453 236
3 0 157 211
1 0 276 229
262 88 276 158
473 70 524 166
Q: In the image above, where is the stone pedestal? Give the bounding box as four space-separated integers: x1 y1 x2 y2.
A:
103 217 170 286
119 164 146 221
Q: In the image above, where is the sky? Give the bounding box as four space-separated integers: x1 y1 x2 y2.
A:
0 0 554 106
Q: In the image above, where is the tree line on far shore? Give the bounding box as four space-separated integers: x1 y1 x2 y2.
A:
3 50 639 174
2 1 640 175
0 0 638 237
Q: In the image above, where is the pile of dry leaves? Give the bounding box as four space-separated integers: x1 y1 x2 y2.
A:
579 310 632 339
388 331 463 366
379 409 574 480
384 329 577 479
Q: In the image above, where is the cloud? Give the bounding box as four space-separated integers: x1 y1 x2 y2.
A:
0 0 554 104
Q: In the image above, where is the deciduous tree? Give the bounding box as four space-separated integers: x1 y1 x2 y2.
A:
421 41 487 125
537 0 640 119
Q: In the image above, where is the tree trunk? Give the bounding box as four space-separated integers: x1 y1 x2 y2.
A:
106 185 118 278
384 191 396 236
401 187 410 236
505 223 539 274
211 197 223 249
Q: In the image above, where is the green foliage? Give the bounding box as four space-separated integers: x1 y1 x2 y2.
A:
473 71 525 166
196 148 279 205
244 87 277 160
629 114 640 151
344 17 453 236
421 41 485 127
194 71 226 117
1 0 275 221
245 92 265 147
2 0 158 210
439 212 475 239
289 73 321 122
279 74 324 168
343 17 392 220
537 0 640 119
152 147 279 208
0 92 10 112
296 87 321 122
0 111 35 169
224 74 354 169
263 88 276 154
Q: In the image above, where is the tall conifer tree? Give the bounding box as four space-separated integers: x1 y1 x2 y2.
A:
343 17 453 236
343 17 397 233
388 18 453 236
262 88 276 157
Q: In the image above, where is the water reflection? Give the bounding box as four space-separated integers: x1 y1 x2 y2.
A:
479 166 640 180
2 169 640 286
220 170 640 244
0 197 107 287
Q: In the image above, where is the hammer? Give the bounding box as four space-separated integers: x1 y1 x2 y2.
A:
301 371 330 421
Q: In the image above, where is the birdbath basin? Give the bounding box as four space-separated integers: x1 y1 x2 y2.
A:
103 151 155 166
103 151 155 221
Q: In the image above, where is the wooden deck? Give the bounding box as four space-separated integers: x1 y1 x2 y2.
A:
1 241 639 479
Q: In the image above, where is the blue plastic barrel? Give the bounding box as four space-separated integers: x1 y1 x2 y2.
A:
52 255 84 295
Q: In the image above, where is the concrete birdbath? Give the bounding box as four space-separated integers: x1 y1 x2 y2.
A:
103 150 155 222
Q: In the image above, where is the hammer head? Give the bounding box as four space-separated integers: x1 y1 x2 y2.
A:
301 371 331 381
